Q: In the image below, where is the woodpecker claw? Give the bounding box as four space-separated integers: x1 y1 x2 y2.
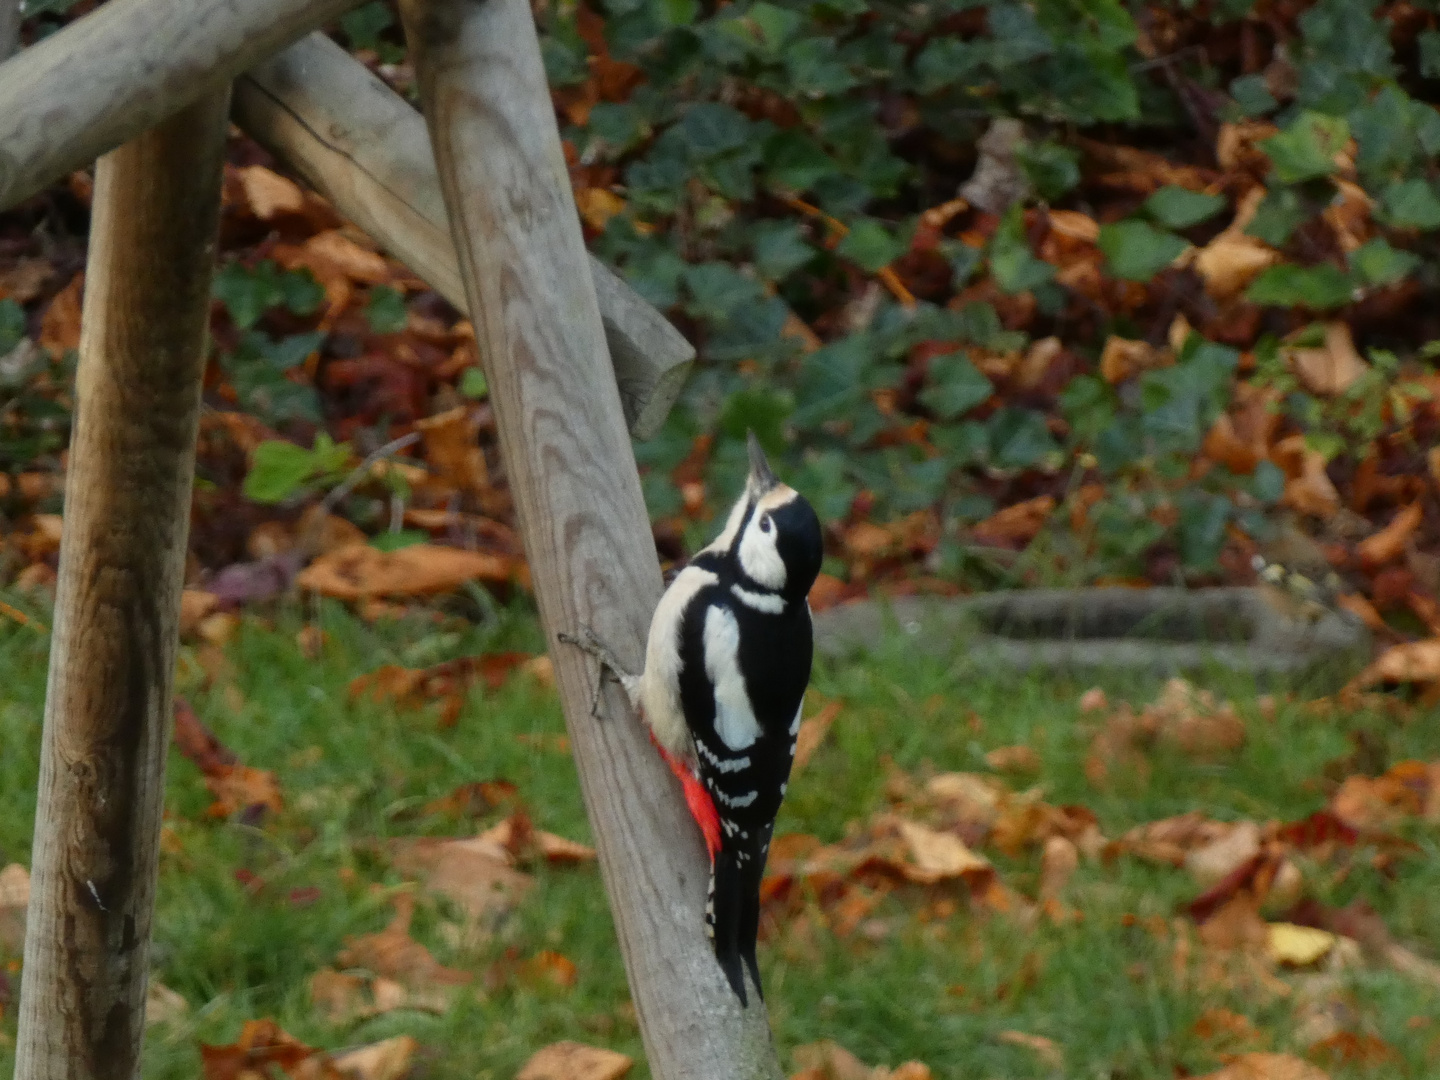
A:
558 627 633 719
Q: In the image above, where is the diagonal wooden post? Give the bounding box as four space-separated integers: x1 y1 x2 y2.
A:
13 90 230 1080
397 0 784 1076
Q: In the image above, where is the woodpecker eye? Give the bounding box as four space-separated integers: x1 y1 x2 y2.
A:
759 515 772 533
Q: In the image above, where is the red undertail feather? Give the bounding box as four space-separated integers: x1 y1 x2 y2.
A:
650 735 722 860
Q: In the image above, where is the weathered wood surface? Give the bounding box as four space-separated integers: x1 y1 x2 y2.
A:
232 33 692 439
0 0 363 211
0 0 20 62
12 91 231 1080
398 0 783 1075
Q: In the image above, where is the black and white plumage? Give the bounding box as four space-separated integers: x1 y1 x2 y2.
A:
562 432 822 1005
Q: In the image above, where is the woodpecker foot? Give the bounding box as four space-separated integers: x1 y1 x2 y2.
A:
558 627 634 719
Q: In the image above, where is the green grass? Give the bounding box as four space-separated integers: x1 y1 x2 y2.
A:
2 592 1439 1079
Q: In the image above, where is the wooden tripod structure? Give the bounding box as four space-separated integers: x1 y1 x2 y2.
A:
0 0 784 1076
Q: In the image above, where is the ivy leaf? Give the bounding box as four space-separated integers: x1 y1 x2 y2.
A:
1229 74 1277 117
761 130 838 192
1348 238 1419 288
1144 186 1227 229
1379 178 1440 230
1421 29 1440 79
919 353 994 420
365 286 408 333
1244 188 1308 247
988 407 1058 468
1244 263 1354 309
718 387 793 450
1097 220 1189 281
243 436 351 504
0 298 24 354
1015 140 1080 202
677 103 751 158
751 222 816 281
1257 111 1350 184
836 219 905 272
990 207 1055 294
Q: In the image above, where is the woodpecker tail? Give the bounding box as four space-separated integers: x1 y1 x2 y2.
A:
707 847 765 1005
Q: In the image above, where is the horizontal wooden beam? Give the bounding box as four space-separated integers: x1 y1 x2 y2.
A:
0 0 365 211
233 33 692 440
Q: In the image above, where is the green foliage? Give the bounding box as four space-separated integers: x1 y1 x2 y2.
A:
1143 187 1226 230
1259 112 1350 184
1244 263 1354 310
242 435 352 504
1097 221 1189 281
212 260 323 330
364 285 409 333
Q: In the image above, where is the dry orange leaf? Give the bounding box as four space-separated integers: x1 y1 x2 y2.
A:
984 744 1041 774
1192 1052 1328 1080
237 165 306 220
39 272 83 356
414 406 489 494
337 895 472 989
205 765 284 820
201 1018 342 1080
791 1040 874 1080
387 834 534 931
895 820 991 885
1284 323 1368 397
0 862 30 953
1356 503 1422 569
996 1030 1063 1069
575 187 626 231
1350 638 1440 689
793 700 842 772
332 1037 418 1080
515 1041 633 1080
297 543 514 600
1272 436 1340 517
1193 233 1279 299
1428 446 1440 492
971 495 1055 549
179 589 220 637
1099 335 1168 383
1038 835 1078 901
310 969 450 1024
477 810 596 864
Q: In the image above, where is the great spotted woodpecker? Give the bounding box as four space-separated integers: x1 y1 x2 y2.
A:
561 432 823 1005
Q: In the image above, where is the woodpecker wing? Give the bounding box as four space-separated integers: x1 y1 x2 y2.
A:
675 581 812 1003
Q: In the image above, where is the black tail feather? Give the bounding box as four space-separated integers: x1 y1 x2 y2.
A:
708 850 748 1005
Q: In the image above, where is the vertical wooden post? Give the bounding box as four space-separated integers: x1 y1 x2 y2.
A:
398 1 783 1077
0 0 20 62
13 89 230 1080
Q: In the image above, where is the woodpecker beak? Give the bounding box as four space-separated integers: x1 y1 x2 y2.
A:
746 430 779 496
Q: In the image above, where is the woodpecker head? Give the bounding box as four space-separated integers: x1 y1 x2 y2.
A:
703 432 823 604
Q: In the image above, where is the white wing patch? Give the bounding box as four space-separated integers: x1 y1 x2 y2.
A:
636 565 717 761
789 698 804 736
703 605 762 751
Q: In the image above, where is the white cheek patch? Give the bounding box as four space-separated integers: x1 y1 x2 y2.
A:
703 605 762 751
738 518 786 590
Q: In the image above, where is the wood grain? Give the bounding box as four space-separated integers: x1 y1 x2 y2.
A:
12 90 230 1080
0 0 363 211
398 0 783 1075
231 33 693 440
0 0 20 62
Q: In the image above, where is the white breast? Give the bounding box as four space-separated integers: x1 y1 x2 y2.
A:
636 565 716 761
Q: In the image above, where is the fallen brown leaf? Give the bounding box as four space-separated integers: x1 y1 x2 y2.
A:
477 810 596 864
970 495 1054 548
309 968 449 1024
417 779 519 819
201 1018 343 1080
144 980 189 1026
1284 323 1368 397
0 863 30 953
332 1037 419 1080
415 406 490 495
1356 503 1422 569
1038 836 1078 901
996 1030 1063 1069
336 895 472 989
793 699 842 772
387 834 533 935
515 1041 633 1080
173 697 238 778
236 164 306 219
1348 639 1440 691
205 765 284 820
1192 1052 1329 1080
984 744 1041 774
1099 336 1168 383
297 543 515 600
